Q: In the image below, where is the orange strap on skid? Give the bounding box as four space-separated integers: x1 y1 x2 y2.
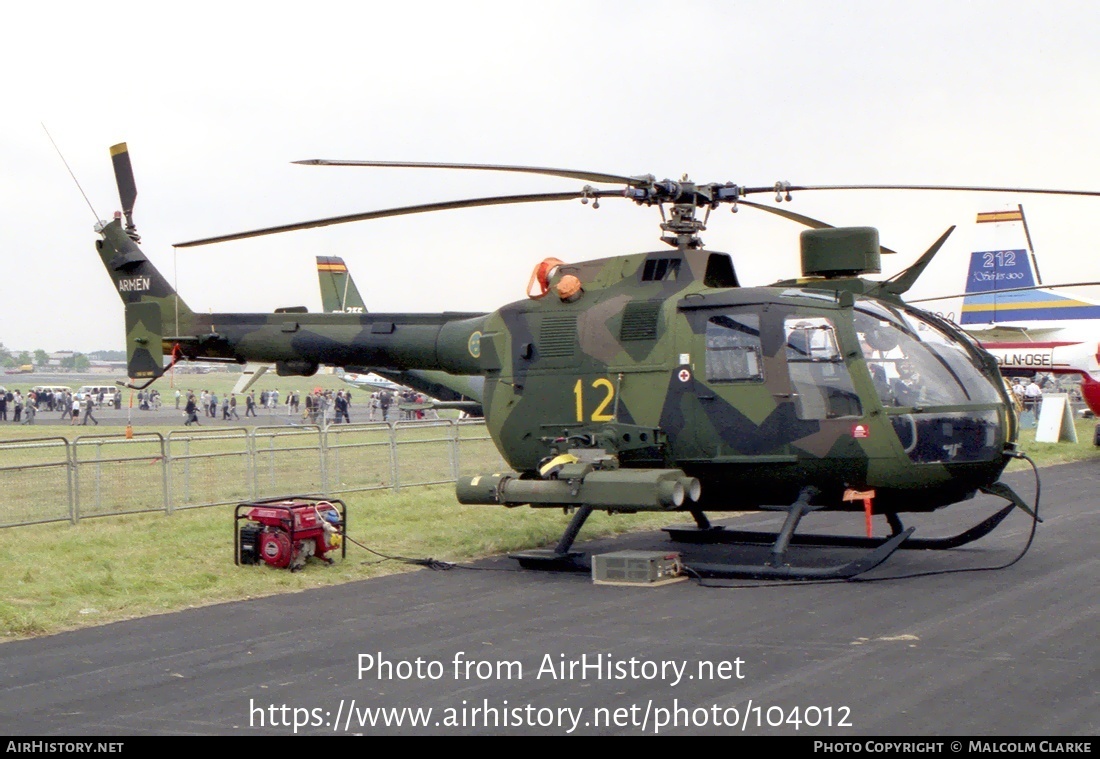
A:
843 488 876 538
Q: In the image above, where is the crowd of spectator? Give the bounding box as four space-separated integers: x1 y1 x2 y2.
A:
0 382 446 428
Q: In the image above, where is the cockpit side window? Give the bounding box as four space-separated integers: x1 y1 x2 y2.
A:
784 317 862 419
705 313 763 382
785 318 842 362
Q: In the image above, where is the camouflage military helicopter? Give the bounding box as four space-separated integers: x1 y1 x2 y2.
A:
99 145 1094 579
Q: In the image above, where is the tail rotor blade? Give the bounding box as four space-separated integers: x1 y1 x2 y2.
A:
110 142 140 241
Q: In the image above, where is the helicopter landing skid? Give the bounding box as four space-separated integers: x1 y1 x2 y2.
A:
687 528 914 580
509 505 592 572
509 549 587 572
663 502 1016 552
665 486 913 580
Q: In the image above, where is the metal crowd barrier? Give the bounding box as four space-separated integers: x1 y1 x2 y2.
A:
0 419 506 526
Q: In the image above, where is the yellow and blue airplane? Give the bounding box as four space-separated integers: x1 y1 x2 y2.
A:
957 207 1100 417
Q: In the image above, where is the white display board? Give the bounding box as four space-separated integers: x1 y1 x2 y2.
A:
1035 393 1078 444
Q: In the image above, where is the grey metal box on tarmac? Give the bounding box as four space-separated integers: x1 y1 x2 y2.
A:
591 550 685 586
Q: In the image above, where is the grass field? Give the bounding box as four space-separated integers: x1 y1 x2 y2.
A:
0 486 676 640
0 392 1095 641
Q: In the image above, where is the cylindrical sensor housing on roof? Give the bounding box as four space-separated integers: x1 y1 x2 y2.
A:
801 227 881 278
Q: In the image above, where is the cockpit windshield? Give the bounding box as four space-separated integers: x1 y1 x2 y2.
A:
854 299 1002 408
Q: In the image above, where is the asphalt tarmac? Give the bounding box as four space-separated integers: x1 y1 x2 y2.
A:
0 462 1096 737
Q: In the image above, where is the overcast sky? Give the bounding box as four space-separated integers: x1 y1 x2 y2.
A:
3 1 1099 354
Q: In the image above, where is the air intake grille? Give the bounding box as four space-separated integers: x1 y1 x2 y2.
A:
538 315 577 358
621 301 661 341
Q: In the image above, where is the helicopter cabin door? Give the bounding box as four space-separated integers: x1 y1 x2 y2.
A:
679 306 791 462
681 306 864 463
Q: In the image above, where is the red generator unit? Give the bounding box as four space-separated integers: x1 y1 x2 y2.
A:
235 497 347 571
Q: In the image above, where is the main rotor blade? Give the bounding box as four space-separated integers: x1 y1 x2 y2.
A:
175 190 618 248
110 142 138 216
908 281 1100 303
737 199 898 254
742 183 1100 199
736 198 834 230
293 159 644 186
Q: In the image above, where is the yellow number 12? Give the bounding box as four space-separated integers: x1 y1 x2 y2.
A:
573 378 615 422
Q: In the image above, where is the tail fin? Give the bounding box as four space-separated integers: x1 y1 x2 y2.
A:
96 218 193 379
98 143 194 381
316 256 366 313
961 206 1100 324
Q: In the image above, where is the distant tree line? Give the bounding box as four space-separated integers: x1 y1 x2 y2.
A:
0 341 92 371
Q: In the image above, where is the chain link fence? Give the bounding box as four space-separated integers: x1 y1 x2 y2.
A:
166 427 253 510
72 432 167 520
0 437 72 527
0 420 506 527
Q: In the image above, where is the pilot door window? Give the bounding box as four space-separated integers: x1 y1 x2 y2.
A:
784 317 862 420
853 301 1002 408
705 314 764 382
